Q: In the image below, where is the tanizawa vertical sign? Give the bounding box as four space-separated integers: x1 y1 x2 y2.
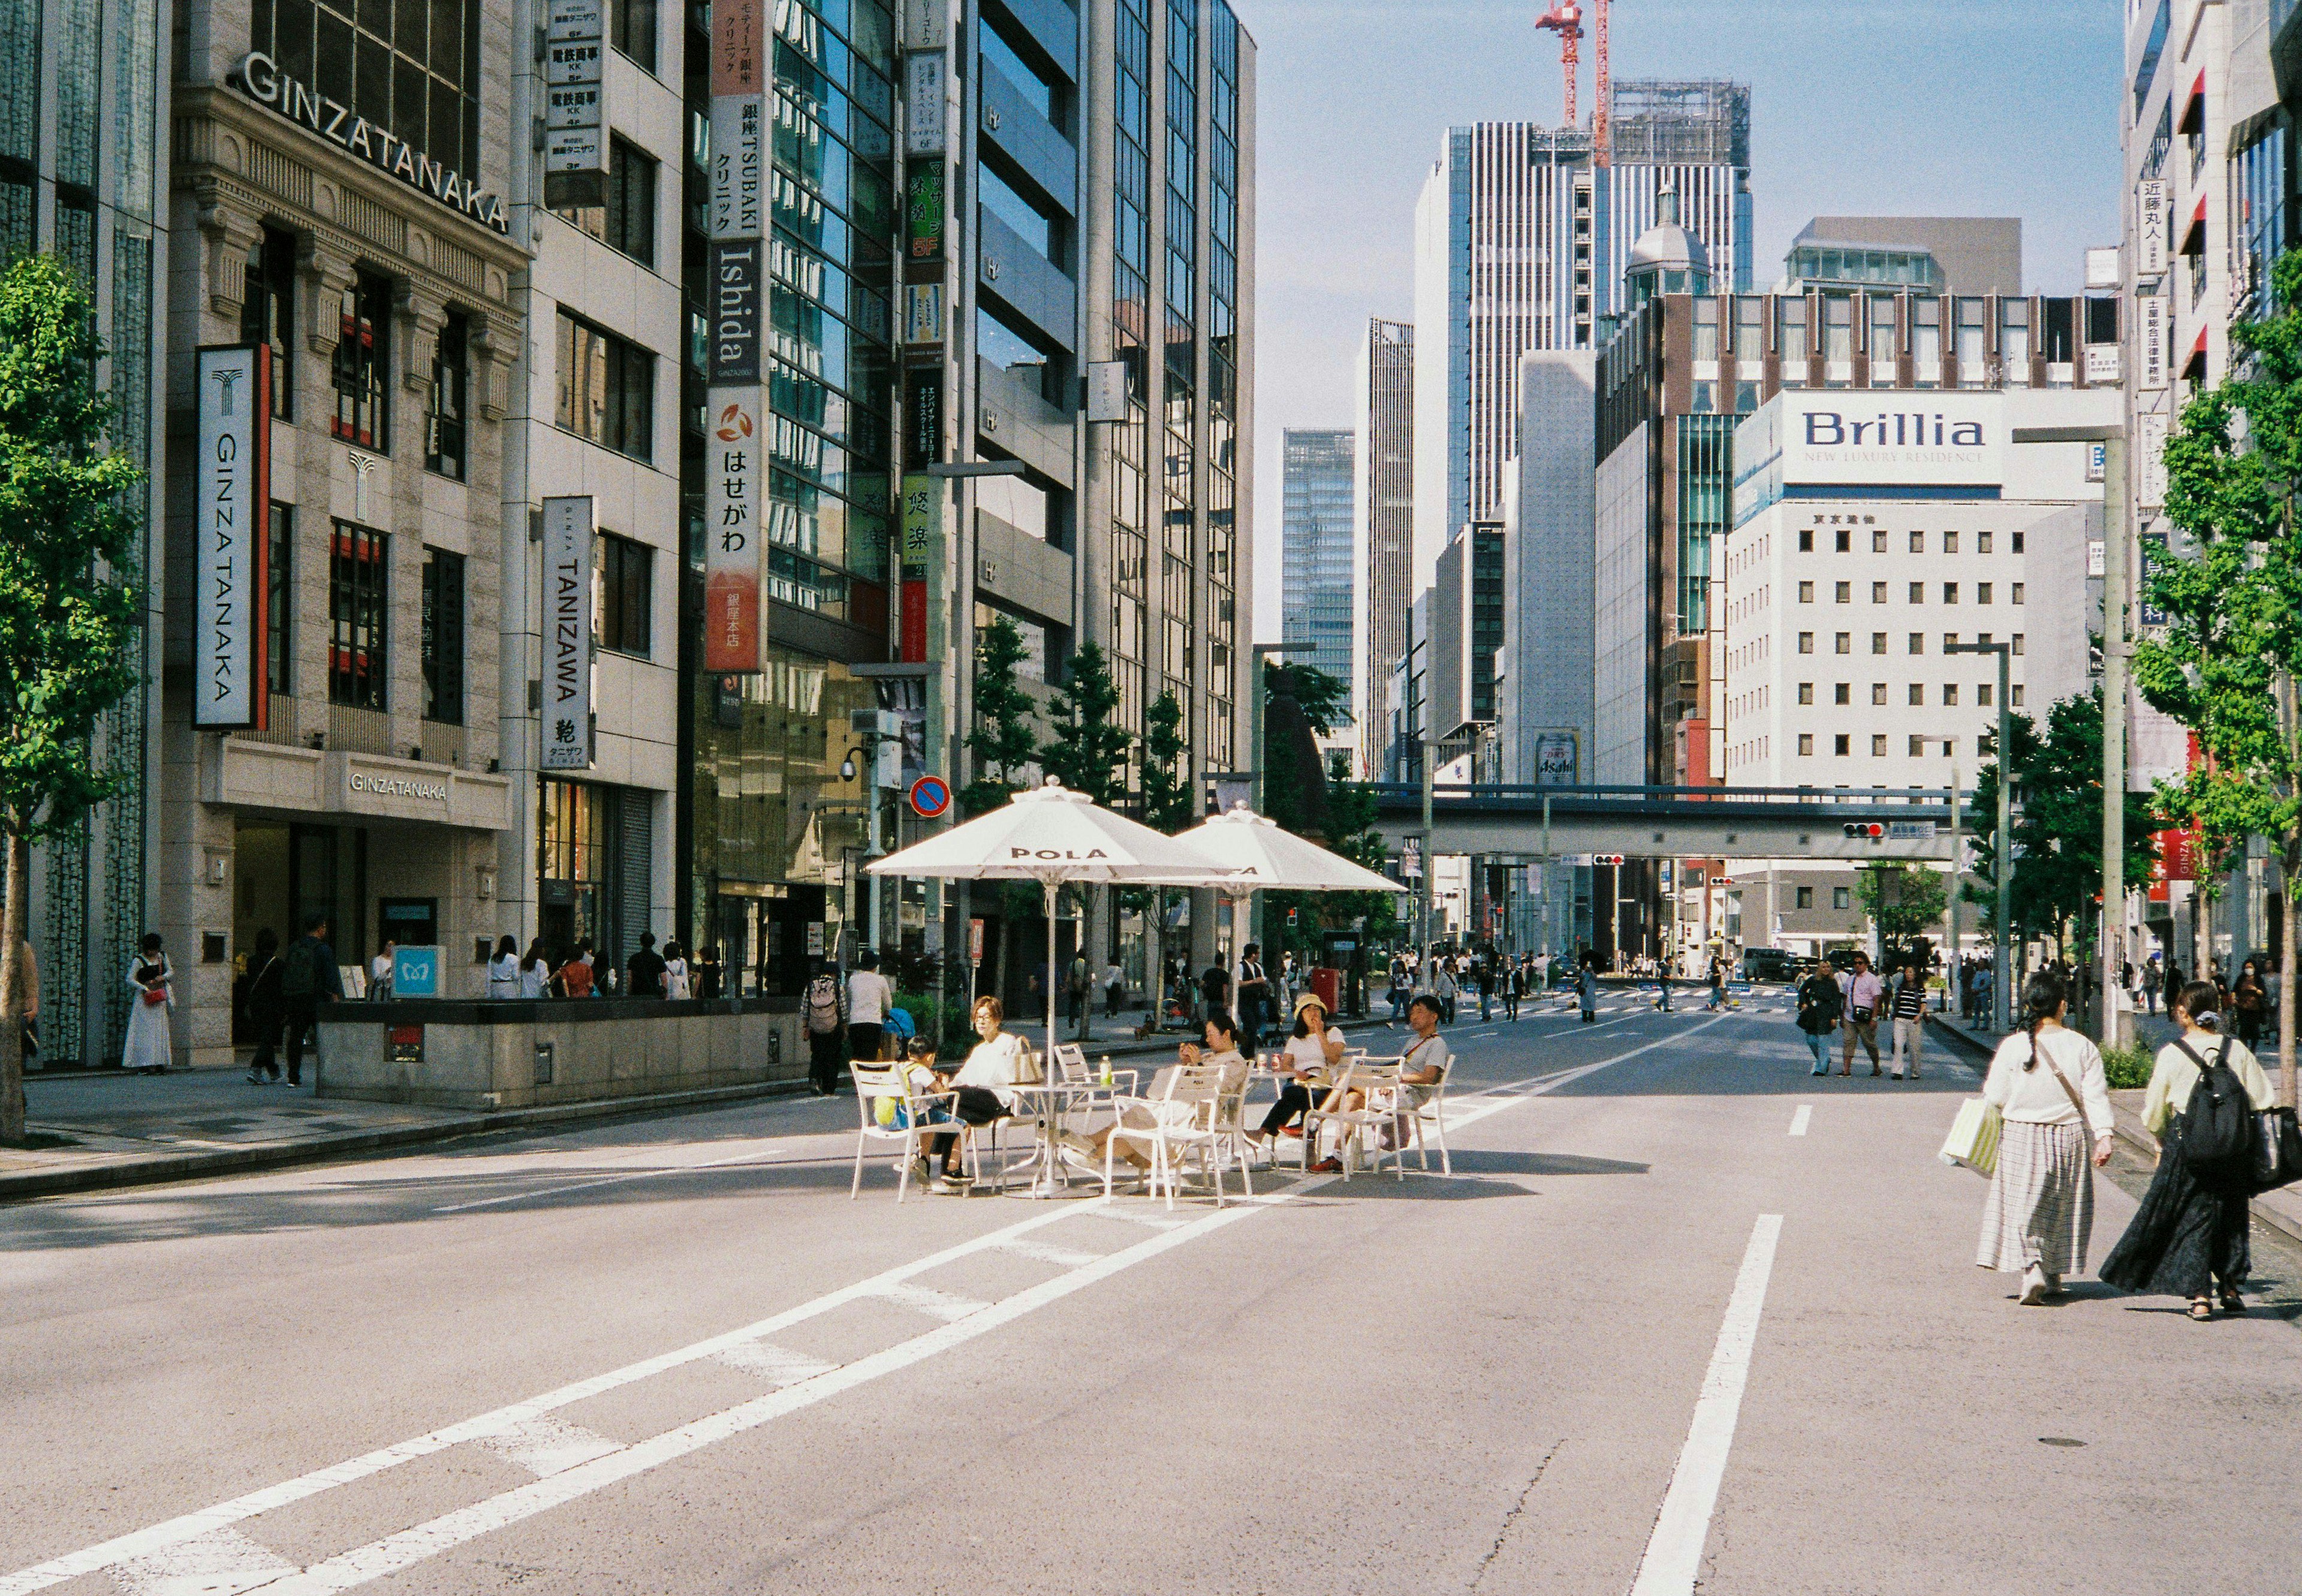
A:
543 0 607 209
195 345 272 729
704 391 764 671
541 497 595 770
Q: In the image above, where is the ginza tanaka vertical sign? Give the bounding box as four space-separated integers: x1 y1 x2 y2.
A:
704 0 767 671
541 496 594 770
195 345 272 729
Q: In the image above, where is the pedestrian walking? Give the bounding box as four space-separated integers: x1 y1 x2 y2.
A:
1577 952 1600 1025
556 940 597 998
278 913 342 1085
243 930 286 1084
1235 944 1269 1049
1477 958 1493 1022
1976 972 2116 1305
2162 960 2185 1019
1432 960 1459 1025
847 948 892 1064
626 933 668 998
1839 952 1885 1075
1104 959 1127 1017
2101 980 2276 1320
123 933 174 1075
2232 959 2267 1051
1502 958 1521 1022
661 940 691 1001
1653 967 1673 1012
1387 954 1409 1022
486 935 521 998
693 945 724 1000
1795 962 1842 1075
1889 959 1928 1079
804 960 846 1093
520 939 552 999
369 940 396 1001
1066 949 1095 1041
1704 955 1728 1012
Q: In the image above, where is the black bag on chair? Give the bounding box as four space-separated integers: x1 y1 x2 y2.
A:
2250 1104 2302 1193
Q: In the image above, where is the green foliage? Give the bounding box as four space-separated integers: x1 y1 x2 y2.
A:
1270 662 1350 737
1855 865 1946 958
0 254 143 845
1040 642 1129 807
1266 752 1401 958
961 614 1038 817
1965 690 2158 951
2101 1044 2154 1092
1137 690 1193 834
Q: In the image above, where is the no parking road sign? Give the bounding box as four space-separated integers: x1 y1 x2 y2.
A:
909 774 953 819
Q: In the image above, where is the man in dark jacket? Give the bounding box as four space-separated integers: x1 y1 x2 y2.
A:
243 930 285 1084
626 933 668 998
279 913 344 1087
1795 964 1842 1076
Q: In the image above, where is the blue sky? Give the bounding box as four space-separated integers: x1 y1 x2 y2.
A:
1245 0 2126 640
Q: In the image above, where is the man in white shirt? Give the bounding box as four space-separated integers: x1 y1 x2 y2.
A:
1839 952 1886 1076
846 949 893 1065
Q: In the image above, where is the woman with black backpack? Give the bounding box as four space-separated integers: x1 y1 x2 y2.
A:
2101 981 2276 1320
1976 972 2116 1305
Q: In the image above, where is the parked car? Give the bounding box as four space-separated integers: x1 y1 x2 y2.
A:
1738 947 1800 985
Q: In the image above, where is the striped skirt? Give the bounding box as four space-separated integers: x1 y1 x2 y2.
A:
1976 1120 2095 1276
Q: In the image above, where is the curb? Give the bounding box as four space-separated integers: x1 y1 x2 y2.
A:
1 1078 815 1203
1923 1016 2302 1251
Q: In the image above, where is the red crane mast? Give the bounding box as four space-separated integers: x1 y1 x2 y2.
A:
1532 2 1583 128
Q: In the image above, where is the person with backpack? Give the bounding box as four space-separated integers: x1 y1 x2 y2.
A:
2101 980 2277 1320
278 913 343 1087
1975 972 2116 1305
804 958 845 1094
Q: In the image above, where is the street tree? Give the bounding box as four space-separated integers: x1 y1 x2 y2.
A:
0 255 145 1143
1855 865 1947 969
961 614 1038 817
1272 663 1350 738
1041 642 1129 807
1133 690 1192 1022
2140 246 2302 1103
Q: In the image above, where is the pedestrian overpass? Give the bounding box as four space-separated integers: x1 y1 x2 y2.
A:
1365 784 1966 864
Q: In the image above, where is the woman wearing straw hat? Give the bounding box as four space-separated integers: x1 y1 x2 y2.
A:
1244 991 1348 1149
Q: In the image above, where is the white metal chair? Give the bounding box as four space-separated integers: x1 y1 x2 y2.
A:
1394 1058 1453 1175
849 1063 990 1201
1103 1062 1231 1208
1300 1060 1406 1182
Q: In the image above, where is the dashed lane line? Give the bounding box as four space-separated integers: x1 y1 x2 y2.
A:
1788 1106 1812 1137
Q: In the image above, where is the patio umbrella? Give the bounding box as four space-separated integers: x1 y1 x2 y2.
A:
864 777 1236 1065
1178 804 1405 1026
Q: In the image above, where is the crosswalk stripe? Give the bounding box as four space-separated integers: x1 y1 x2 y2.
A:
864 1280 991 1322
113 1527 297 1596
710 1341 840 1387
472 1415 625 1479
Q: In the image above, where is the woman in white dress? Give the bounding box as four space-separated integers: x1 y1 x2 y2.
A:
662 940 692 1000
123 933 174 1074
486 935 521 998
519 939 551 999
1977 971 2116 1304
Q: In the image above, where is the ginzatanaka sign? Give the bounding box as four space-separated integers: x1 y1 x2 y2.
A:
231 52 509 234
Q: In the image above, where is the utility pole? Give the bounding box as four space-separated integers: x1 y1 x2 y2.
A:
1948 638 2014 1032
1418 734 1436 962
1947 756 1961 1014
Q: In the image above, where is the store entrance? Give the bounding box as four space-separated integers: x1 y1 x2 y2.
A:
234 821 366 966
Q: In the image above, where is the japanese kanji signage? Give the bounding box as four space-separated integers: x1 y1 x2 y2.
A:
541 496 594 770
704 390 763 672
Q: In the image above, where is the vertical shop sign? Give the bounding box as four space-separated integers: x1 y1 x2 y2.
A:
195 344 272 729
2139 293 2167 392
2136 179 2167 279
543 0 607 208
907 164 945 260
708 238 763 382
704 389 764 671
708 95 764 239
541 496 594 770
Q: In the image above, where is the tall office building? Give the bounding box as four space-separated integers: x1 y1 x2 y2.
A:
1279 429 1354 759
1500 349 1596 785
4 0 167 1066
1411 80 1751 589
1351 318 1412 777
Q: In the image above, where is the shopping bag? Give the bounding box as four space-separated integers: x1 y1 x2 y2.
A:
1938 1097 2002 1178
2250 1105 2302 1193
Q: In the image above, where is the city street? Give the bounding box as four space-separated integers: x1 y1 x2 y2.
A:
7 1005 2299 1595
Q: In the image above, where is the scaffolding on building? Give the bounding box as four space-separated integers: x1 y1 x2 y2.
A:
1607 80 1750 168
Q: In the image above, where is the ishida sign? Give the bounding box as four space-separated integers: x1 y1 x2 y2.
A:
194 345 273 730
1733 391 2003 522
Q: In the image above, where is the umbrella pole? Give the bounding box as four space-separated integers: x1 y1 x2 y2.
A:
1045 878 1060 1069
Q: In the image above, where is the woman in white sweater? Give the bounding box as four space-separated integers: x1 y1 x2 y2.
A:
1976 972 2115 1305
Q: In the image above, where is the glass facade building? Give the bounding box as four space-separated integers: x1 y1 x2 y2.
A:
1279 429 1355 725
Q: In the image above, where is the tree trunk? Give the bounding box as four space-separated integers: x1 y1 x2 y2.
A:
2283 840 2298 1111
1 829 26 1144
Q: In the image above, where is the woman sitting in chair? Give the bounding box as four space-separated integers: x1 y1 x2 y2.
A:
918 996 1033 1192
1306 994 1450 1173
1066 1013 1248 1178
1244 992 1348 1149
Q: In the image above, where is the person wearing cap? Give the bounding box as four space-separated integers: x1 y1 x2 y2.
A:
1244 990 1348 1148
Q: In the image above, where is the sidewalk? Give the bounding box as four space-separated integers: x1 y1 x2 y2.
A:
1925 1013 2302 1250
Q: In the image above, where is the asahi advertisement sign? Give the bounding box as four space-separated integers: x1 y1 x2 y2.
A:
544 0 607 209
707 238 763 383
541 497 594 770
704 391 763 672
195 345 272 730
2135 179 2168 280
1532 731 1578 787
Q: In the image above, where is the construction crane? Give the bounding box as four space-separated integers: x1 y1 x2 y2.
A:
1533 2 1583 128
1593 0 1610 165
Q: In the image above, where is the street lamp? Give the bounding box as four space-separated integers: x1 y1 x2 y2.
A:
1947 639 2014 1033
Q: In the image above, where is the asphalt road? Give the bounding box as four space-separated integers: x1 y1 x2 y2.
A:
5 997 2300 1595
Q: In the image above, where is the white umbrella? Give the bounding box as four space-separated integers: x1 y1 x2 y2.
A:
1179 804 1406 1026
864 777 1235 1066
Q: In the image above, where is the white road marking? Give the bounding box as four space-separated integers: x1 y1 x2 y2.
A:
112 1526 297 1596
1628 1214 1785 1596
990 1237 1104 1268
709 1341 839 1387
1788 1106 1812 1137
864 1280 990 1322
472 1415 623 1479
212 1181 1340 1595
432 1139 816 1212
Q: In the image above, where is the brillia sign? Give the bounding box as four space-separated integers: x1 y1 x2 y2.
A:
231 53 510 234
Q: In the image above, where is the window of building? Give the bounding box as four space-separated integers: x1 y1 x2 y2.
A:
332 272 391 449
1872 581 1887 603
1734 297 1764 361
1835 581 1851 603
1871 734 1887 756
1943 632 1958 651
2012 633 2024 656
556 137 658 266
1833 886 1851 910
1797 735 1813 758
1692 298 1719 361
980 159 1064 267
1795 885 1813 908
1834 632 1850 654
249 0 481 178
1978 582 1993 605
1978 682 1993 707
1798 528 1814 551
1909 633 1924 653
1872 529 1887 553
981 12 1064 126
1943 583 1958 604
1872 683 1887 705
1798 632 1814 654
598 530 653 656
1909 735 1927 757
1944 531 1959 553
425 312 468 480
1978 530 1994 554
1870 297 1897 363
2011 531 2025 554
2012 684 2025 706
1834 528 1850 553
1822 294 1853 362
1777 298 1808 363
1798 682 1813 704
1834 682 1851 705
267 505 293 695
1908 530 1923 553
1798 580 1813 602
1872 632 1887 654
1834 734 1850 756
1943 683 1958 705
1908 581 1923 604
1908 683 1923 705
1912 297 1942 376
240 228 297 420
1999 300 2029 369
556 311 653 461
1954 297 1987 369
329 521 388 710
420 547 464 724
611 0 656 72
2012 583 2024 605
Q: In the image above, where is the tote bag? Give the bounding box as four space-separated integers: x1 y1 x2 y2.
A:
1938 1097 2003 1178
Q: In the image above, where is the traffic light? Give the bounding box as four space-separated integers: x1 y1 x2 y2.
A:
1842 823 1885 840
1593 853 1625 866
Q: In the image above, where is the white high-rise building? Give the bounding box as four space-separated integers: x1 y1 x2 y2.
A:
1352 319 1414 777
